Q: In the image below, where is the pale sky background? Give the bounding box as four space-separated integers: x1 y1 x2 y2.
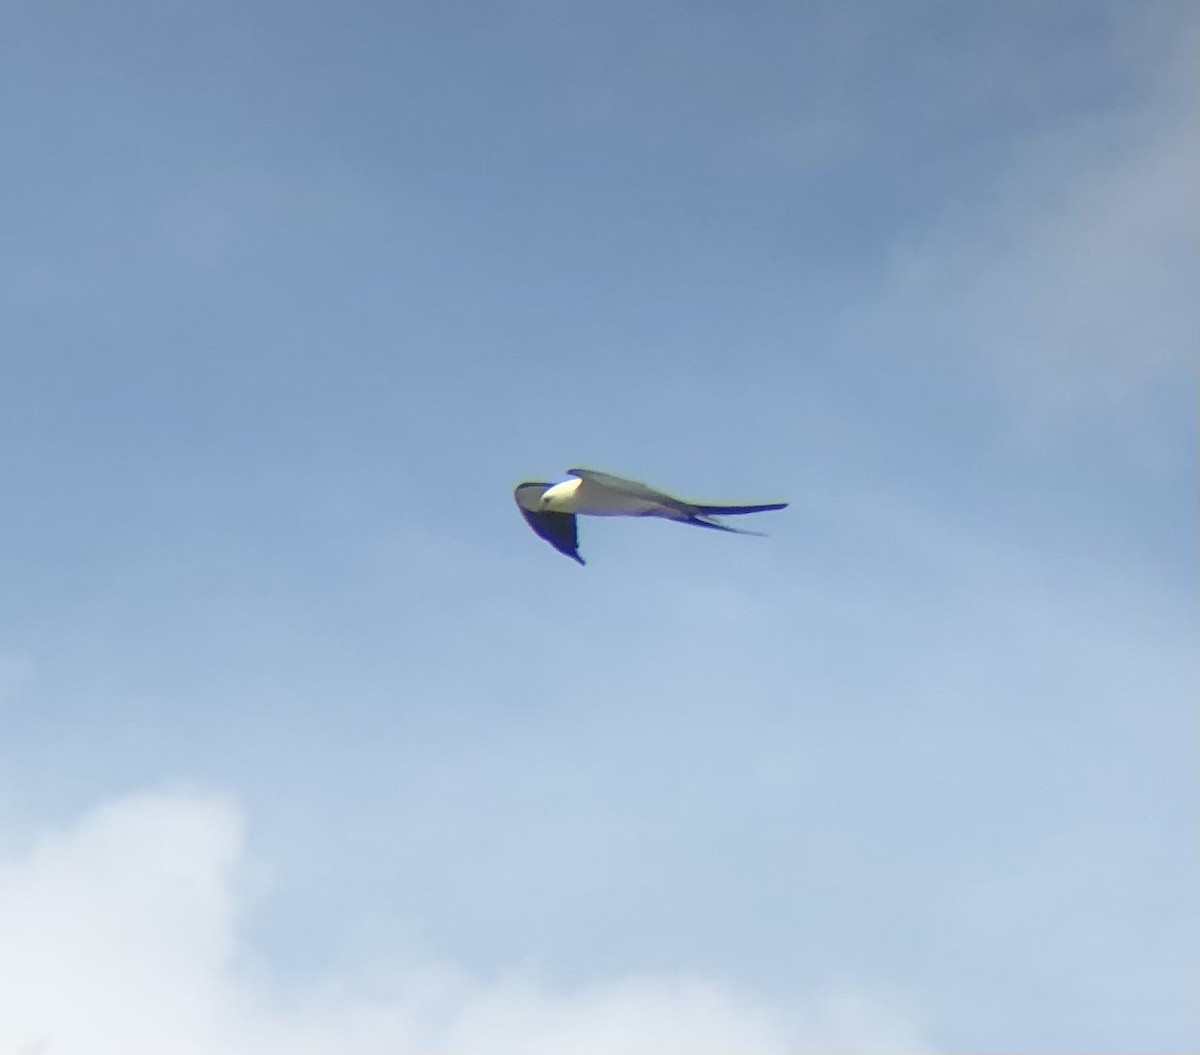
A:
1 2 1197 1052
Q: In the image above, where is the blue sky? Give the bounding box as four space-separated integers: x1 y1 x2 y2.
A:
1 1 1196 1051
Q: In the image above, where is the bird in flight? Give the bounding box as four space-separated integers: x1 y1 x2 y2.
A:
513 468 788 564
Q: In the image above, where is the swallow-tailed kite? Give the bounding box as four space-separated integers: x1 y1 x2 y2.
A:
513 468 788 564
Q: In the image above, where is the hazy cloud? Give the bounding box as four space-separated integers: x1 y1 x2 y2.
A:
876 26 1197 418
0 654 33 710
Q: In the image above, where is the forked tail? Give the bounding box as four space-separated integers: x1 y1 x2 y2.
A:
681 515 767 536
692 502 788 515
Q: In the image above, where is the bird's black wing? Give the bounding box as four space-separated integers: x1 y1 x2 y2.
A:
513 482 585 565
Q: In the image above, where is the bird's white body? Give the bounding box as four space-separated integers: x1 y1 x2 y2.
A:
540 476 663 516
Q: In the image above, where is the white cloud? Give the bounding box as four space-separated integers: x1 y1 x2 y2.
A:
0 790 241 1055
0 789 932 1055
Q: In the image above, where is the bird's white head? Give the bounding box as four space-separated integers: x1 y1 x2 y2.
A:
540 477 581 512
